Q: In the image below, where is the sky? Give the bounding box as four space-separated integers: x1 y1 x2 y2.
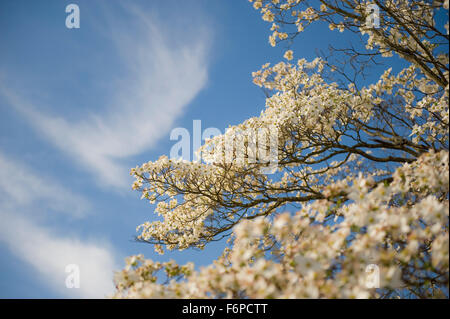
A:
1 0 443 298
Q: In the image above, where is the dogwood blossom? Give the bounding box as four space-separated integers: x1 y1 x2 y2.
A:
115 0 449 298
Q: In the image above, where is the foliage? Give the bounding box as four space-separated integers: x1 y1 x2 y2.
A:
114 0 449 298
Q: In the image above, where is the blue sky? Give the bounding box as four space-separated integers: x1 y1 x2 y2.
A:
2 0 443 298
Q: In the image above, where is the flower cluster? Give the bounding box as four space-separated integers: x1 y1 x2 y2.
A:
249 1 448 85
116 0 449 298
115 150 448 298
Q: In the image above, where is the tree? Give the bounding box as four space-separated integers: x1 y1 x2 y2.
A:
113 0 449 298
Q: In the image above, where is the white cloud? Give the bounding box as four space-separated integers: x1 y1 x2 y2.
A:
0 210 117 298
0 151 117 298
0 153 89 218
0 6 211 189
0 3 210 297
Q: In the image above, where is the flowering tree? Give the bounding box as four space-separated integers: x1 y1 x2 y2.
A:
113 0 449 298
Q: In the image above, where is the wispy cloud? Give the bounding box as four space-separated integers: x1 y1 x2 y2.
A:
0 153 89 218
0 151 117 298
0 210 117 298
0 5 211 189
0 3 211 297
